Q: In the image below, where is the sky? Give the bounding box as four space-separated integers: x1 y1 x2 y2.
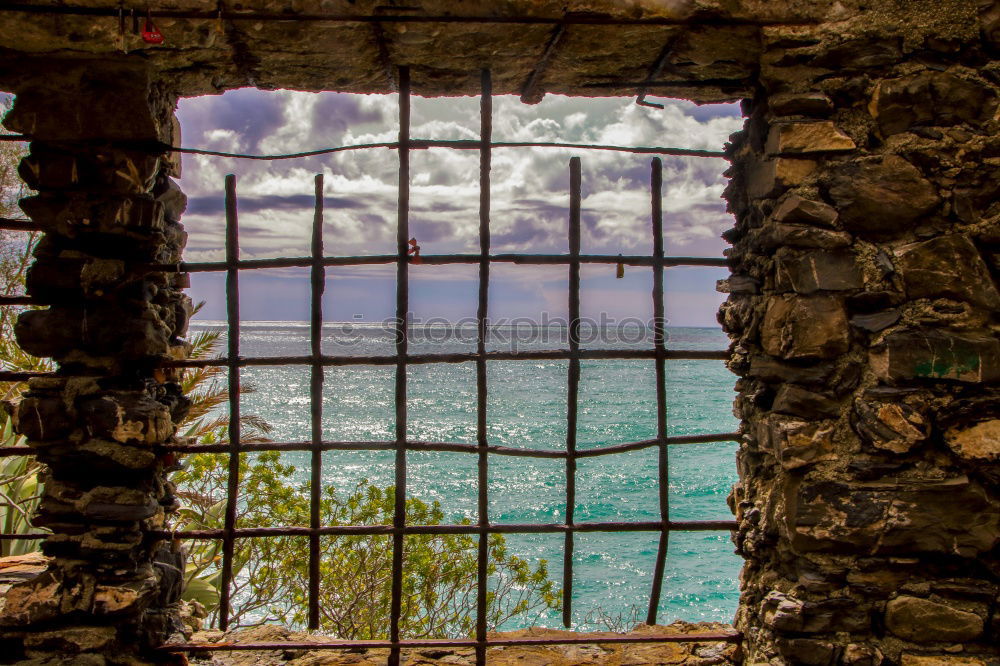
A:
173 89 743 326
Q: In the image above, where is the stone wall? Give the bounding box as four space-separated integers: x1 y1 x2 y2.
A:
720 9 1000 665
0 2 998 665
0 63 192 664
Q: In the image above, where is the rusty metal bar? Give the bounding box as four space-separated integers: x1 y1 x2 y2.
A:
145 519 737 540
0 137 726 161
0 371 43 382
0 217 42 232
158 631 740 653
389 65 411 666
143 254 729 274
161 349 730 370
475 67 492 666
647 157 670 625
217 174 241 631
0 431 740 459
0 4 818 27
0 296 34 306
562 155 582 628
636 37 681 109
1 518 739 544
371 22 398 91
520 23 567 103
308 173 325 630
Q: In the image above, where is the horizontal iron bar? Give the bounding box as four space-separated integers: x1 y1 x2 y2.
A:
164 349 729 369
0 217 42 231
0 137 724 161
417 139 725 158
0 533 47 540
0 371 45 382
149 520 737 540
157 632 740 652
148 253 728 273
162 432 739 457
0 296 34 306
0 4 817 27
0 347 729 383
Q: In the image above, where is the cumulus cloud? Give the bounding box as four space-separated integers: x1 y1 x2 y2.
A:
175 89 742 325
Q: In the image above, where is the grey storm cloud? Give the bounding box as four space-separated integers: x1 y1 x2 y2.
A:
186 194 368 215
195 88 286 151
312 94 385 136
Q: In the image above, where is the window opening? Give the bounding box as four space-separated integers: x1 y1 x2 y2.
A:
0 68 742 664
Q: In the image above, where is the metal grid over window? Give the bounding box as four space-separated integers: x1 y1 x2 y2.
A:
0 68 740 663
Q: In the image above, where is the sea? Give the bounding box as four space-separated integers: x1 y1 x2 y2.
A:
190 321 741 631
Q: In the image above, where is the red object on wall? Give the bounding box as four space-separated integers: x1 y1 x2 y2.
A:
142 17 164 44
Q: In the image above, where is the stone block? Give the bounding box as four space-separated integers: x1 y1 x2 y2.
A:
0 571 63 626
850 309 900 333
768 92 834 117
771 385 840 418
77 487 158 523
761 295 850 360
747 157 818 199
944 420 1000 461
13 395 74 442
757 224 852 250
760 417 836 469
766 121 856 155
19 147 160 195
775 250 863 294
77 440 157 472
895 235 1000 310
747 355 835 385
886 596 984 642
771 194 838 228
826 155 940 235
78 393 172 446
870 71 1000 136
786 476 1000 556
3 62 168 142
900 657 987 666
852 400 928 454
23 626 117 654
871 329 1000 383
775 638 836 665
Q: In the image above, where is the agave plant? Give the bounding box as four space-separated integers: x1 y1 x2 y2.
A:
0 416 46 557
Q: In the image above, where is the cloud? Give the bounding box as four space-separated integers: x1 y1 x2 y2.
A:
175 89 742 325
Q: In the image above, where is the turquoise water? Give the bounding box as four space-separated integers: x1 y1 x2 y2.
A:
193 322 740 631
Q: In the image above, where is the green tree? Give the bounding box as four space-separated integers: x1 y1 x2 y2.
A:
173 449 560 636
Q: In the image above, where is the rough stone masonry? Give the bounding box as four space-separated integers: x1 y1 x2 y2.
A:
719 4 1000 664
0 1 997 665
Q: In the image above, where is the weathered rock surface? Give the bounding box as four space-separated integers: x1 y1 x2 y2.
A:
870 71 999 136
826 156 940 234
871 330 1000 383
760 296 849 360
895 235 1000 309
775 250 863 294
945 420 1000 461
176 622 739 665
765 121 856 156
885 596 984 643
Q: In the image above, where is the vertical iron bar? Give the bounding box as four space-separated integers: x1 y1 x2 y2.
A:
308 174 325 630
475 68 492 666
218 174 240 630
562 156 582 628
389 66 411 666
646 158 669 625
